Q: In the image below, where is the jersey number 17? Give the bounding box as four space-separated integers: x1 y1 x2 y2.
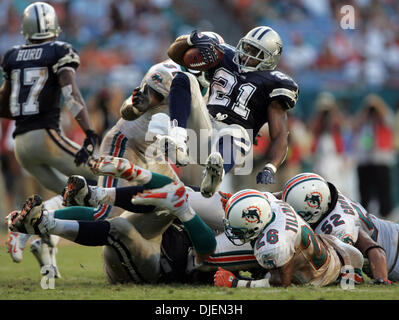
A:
10 67 48 116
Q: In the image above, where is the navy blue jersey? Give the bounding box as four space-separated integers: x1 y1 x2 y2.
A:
1 41 80 137
207 44 298 138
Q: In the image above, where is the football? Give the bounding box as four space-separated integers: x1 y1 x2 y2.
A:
183 47 224 71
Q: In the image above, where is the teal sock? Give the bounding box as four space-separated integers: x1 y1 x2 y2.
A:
183 215 216 254
54 207 96 221
143 172 173 189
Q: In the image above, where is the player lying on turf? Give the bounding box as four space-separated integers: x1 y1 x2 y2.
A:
59 156 365 287
280 172 395 284
7 167 217 284
60 156 394 285
152 27 299 198
213 189 364 288
7 164 364 288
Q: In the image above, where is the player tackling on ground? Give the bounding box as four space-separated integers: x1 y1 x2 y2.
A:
281 172 396 284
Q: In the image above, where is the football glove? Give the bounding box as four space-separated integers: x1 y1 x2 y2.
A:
131 85 150 112
214 267 238 288
256 166 276 184
75 129 99 166
188 30 224 65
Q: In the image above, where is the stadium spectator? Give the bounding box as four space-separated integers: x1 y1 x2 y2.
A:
308 92 356 197
283 32 317 72
352 94 396 218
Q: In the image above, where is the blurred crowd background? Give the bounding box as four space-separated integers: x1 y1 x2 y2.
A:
1 0 399 229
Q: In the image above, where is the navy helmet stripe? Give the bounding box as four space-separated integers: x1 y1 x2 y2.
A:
250 27 263 38
33 5 42 33
41 3 48 32
257 28 271 40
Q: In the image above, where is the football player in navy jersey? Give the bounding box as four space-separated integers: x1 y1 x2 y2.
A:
0 2 98 276
152 27 298 198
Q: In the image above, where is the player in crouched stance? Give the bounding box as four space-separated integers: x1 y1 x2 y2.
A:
7 163 216 284
214 190 364 288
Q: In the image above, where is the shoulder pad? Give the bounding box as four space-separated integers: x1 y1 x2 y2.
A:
255 230 295 269
254 214 296 269
52 41 74 49
0 47 18 77
52 41 80 73
2 46 19 63
268 70 299 109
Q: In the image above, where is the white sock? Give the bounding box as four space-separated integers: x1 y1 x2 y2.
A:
51 219 80 242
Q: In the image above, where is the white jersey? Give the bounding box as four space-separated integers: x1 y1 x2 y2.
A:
254 192 343 286
114 59 210 156
313 184 399 280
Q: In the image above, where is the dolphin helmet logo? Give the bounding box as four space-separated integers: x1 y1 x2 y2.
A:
242 206 262 224
304 192 322 209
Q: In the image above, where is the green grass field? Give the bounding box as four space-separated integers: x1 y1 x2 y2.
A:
1 237 399 301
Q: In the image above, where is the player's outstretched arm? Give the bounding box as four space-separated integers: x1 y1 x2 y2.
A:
58 68 99 166
355 229 391 284
214 257 295 288
256 100 289 184
58 68 91 132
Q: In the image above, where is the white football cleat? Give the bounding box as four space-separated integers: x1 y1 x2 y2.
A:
157 126 189 167
31 238 61 278
6 231 31 263
7 194 55 235
62 175 106 207
200 152 225 198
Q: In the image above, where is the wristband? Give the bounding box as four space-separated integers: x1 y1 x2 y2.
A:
264 163 277 174
187 36 193 46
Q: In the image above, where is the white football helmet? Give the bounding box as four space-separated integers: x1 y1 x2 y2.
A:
21 2 61 43
187 31 225 88
223 189 272 245
282 173 331 224
233 26 282 73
